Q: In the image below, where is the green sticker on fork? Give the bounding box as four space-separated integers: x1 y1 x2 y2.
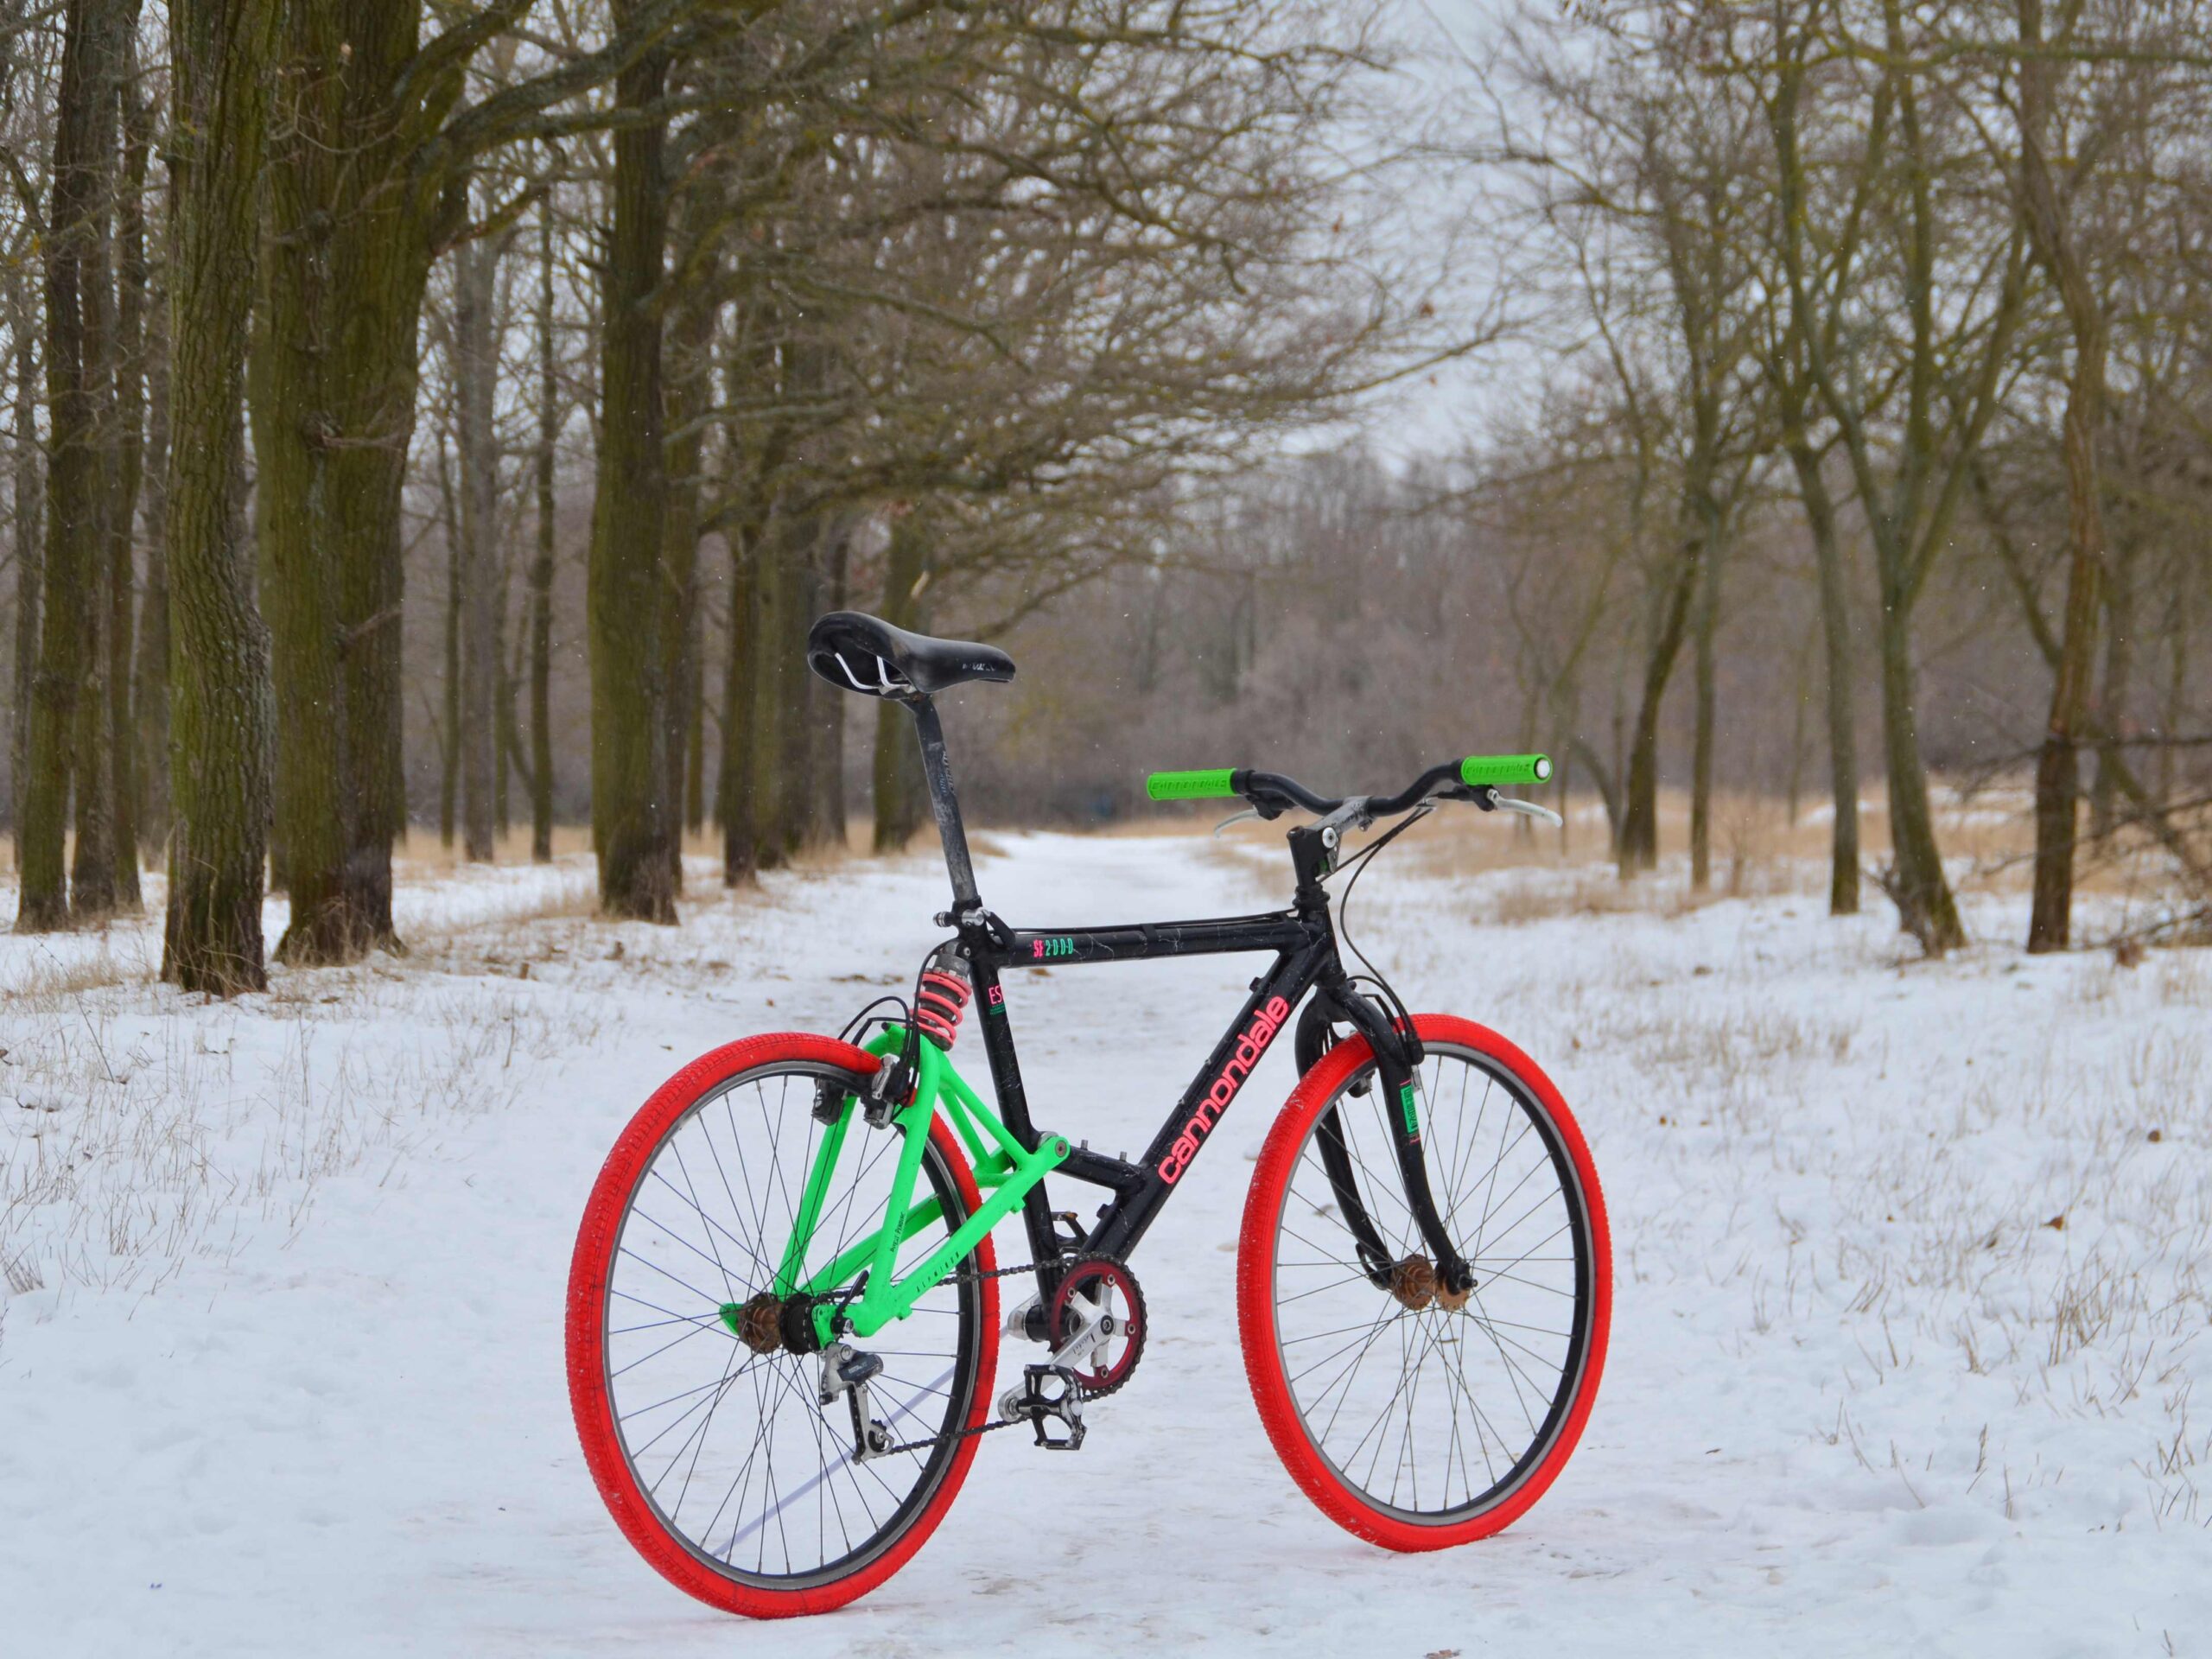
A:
1399 1081 1420 1136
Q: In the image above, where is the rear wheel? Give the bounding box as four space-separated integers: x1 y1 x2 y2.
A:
1237 1015 1610 1550
566 1034 999 1618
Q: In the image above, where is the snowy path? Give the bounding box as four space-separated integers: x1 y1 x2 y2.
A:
3 832 2209 1656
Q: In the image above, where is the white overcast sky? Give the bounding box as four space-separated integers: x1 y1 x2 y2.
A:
1342 0 1555 468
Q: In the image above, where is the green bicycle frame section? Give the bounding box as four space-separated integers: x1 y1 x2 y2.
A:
718 1029 1068 1348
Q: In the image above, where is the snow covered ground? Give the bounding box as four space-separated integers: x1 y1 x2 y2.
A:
3 828 2209 1656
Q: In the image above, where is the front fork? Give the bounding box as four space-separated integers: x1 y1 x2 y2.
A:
1296 986 1474 1300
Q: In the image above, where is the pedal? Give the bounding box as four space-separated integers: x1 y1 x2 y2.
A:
999 1363 1085 1451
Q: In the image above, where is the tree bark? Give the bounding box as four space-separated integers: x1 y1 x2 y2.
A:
873 513 930 851
810 521 849 849
530 201 557 862
453 225 499 864
2088 536 2133 841
435 429 461 849
133 243 171 855
2018 0 2106 955
9 270 41 864
748 510 816 870
684 604 705 836
1876 588 1961 951
1689 528 1723 893
1786 444 1860 913
718 532 758 885
588 26 676 920
256 0 436 962
658 280 713 893
162 0 278 995
1616 528 1702 875
104 32 150 908
22 0 130 931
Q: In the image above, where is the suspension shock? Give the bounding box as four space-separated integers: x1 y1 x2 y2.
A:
913 943 972 1051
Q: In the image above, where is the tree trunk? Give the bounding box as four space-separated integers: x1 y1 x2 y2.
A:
2158 574 2186 810
1876 590 1963 952
499 604 529 844
1616 536 1701 876
873 514 930 852
684 606 705 836
105 34 150 909
162 0 278 995
658 283 713 894
134 246 171 855
494 582 512 839
811 522 849 849
2024 380 2103 953
2087 535 2133 842
454 226 499 864
2019 0 2107 956
22 0 130 931
1787 443 1860 914
257 1 434 962
530 201 557 863
588 29 676 921
748 512 814 870
10 271 41 863
719 534 758 885
435 431 460 849
1689 531 1723 893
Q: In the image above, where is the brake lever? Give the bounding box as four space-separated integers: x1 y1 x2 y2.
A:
1482 788 1563 829
1211 808 1262 836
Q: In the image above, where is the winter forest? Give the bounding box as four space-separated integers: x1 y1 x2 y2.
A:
8 3 2212 1650
1 0 2208 988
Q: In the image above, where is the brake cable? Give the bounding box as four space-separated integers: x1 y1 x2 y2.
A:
1329 802 1432 1041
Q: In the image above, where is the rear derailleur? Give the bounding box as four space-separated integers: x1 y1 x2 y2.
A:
818 1343 895 1463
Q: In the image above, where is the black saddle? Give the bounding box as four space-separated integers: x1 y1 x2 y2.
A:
806 610 1016 699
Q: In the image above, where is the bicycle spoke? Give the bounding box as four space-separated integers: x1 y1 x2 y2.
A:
597 1060 982 1586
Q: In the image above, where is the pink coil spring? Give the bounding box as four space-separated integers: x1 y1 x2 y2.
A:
914 969 971 1050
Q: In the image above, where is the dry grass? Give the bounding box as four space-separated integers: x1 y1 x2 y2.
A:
0 942 602 1310
1605 983 2212 1527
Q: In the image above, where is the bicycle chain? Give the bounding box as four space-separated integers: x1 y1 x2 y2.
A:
864 1260 1108 1459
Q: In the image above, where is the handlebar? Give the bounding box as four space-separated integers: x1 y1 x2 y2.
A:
1145 753 1552 821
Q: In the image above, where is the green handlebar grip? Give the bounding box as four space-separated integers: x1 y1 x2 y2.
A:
1460 753 1553 788
1146 767 1240 802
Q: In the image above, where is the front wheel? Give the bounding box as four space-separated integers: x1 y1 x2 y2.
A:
1237 1015 1610 1550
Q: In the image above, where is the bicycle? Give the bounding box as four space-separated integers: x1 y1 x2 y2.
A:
565 609 1612 1618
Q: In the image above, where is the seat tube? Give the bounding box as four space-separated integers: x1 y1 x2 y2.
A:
906 696 980 909
968 957 1065 1275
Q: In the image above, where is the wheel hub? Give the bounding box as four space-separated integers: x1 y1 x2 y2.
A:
1389 1254 1437 1310
726 1291 785 1354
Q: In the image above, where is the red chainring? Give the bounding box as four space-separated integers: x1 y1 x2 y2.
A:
1048 1255 1146 1396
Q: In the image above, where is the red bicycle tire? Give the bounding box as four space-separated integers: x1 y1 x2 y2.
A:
1236 1014 1611 1552
566 1033 1000 1618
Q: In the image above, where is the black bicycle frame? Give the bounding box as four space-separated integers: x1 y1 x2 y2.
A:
902 692 1473 1300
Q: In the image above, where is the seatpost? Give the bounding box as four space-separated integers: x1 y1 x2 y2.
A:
905 695 981 909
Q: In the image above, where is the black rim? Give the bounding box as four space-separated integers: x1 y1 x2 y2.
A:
1268 1043 1594 1523
599 1060 985 1587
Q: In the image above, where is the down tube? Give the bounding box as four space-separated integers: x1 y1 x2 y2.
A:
1088 943 1325 1262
